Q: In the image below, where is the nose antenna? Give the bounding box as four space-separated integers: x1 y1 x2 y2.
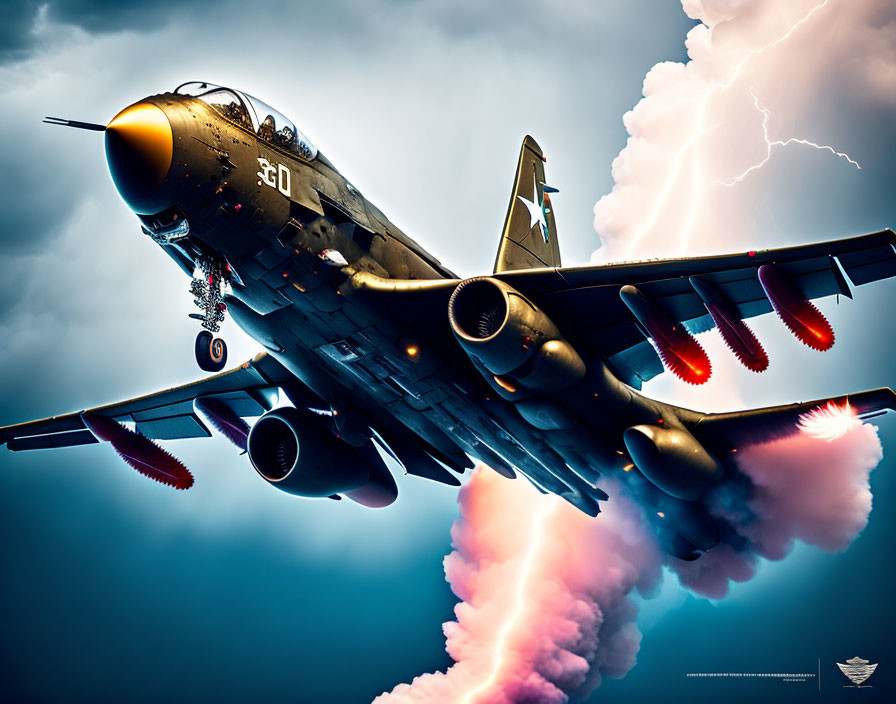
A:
43 116 106 132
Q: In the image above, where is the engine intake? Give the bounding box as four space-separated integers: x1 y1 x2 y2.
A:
247 407 397 506
448 277 585 392
623 424 722 501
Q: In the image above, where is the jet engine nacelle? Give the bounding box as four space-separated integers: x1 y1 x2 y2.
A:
247 407 397 507
447 277 585 392
623 424 722 501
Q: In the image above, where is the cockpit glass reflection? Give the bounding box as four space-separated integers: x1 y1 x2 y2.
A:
175 82 254 130
203 90 254 130
175 81 317 160
241 92 317 160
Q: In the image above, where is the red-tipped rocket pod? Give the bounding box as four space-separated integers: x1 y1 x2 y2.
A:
619 285 712 385
758 264 835 351
80 412 194 489
194 397 250 452
689 276 769 372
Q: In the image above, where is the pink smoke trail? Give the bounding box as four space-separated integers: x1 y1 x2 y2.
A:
670 414 882 598
377 419 882 702
374 469 663 703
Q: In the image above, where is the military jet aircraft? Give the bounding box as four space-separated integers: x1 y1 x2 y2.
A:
3 81 895 559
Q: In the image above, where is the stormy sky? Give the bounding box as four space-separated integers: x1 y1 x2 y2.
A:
1 1 894 701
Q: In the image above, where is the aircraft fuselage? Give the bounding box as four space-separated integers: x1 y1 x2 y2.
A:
128 90 696 519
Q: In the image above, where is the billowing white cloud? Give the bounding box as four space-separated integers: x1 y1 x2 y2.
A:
593 0 896 266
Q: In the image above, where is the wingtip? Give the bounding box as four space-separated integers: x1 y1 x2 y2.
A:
882 387 896 408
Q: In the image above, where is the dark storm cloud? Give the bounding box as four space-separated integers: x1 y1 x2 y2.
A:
0 148 93 256
0 0 391 60
0 267 27 317
0 1 40 59
1 0 683 64
0 0 208 59
44 0 198 32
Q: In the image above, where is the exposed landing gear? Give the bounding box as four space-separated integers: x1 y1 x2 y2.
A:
195 330 228 372
190 256 230 372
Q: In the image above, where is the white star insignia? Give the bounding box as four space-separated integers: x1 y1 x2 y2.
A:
517 182 547 236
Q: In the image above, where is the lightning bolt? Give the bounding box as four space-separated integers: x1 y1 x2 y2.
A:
717 88 861 187
459 497 558 704
623 0 833 259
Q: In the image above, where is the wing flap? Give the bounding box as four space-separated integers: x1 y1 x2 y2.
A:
606 341 664 390
129 399 197 423
135 414 211 440
7 429 99 451
837 243 896 286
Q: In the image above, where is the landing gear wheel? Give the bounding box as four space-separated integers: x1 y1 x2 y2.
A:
195 330 227 372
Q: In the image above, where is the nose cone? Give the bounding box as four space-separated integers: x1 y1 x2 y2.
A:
105 102 173 206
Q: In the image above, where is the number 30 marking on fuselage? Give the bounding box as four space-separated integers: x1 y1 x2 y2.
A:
257 157 291 197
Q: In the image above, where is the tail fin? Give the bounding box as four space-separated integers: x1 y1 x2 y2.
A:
688 387 896 450
493 136 562 273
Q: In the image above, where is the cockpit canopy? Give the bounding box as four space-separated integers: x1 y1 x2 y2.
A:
175 81 317 160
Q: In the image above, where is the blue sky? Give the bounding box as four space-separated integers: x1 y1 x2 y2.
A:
1 1 894 701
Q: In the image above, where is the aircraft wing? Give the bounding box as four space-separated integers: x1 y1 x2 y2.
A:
0 352 293 451
494 229 896 387
352 229 895 388
688 386 896 450
1 350 465 490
